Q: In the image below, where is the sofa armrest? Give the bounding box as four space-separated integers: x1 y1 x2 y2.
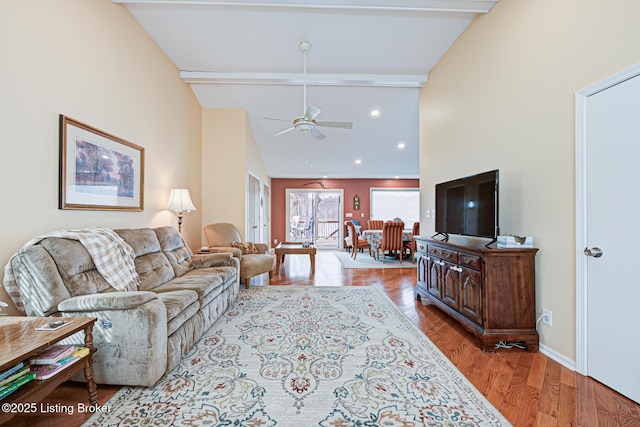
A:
191 251 234 268
56 291 168 387
57 291 158 312
209 246 243 258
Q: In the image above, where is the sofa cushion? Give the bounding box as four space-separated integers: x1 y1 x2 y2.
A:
153 266 236 308
11 245 74 316
156 290 199 336
115 228 175 291
154 226 193 277
39 238 113 296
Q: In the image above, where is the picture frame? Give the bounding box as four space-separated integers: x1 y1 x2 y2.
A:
59 115 144 211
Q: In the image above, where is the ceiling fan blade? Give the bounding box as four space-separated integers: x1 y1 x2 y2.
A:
304 106 321 121
309 127 326 140
263 117 292 123
273 127 296 137
316 121 353 129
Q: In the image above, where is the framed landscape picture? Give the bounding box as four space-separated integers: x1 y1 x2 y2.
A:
59 115 144 211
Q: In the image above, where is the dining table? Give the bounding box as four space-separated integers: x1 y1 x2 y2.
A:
361 229 413 260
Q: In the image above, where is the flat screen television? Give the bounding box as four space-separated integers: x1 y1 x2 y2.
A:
434 169 499 242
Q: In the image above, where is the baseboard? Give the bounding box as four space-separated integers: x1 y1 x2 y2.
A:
540 343 576 371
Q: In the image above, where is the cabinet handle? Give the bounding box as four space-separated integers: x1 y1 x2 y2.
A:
435 260 445 266
425 257 431 261
451 266 462 272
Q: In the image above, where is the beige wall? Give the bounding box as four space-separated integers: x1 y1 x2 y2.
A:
201 109 269 244
420 0 640 360
0 0 202 315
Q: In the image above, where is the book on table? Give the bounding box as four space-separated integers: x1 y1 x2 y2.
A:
0 365 31 388
29 344 76 365
0 362 25 382
0 368 36 400
30 347 90 380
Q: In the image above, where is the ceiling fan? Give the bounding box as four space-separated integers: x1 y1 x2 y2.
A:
264 41 353 141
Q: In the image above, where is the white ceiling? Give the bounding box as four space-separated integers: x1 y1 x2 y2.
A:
115 0 498 178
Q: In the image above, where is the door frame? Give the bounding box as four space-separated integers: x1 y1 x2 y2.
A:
575 62 640 375
262 182 271 246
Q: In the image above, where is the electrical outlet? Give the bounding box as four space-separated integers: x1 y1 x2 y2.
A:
542 308 552 326
273 239 278 244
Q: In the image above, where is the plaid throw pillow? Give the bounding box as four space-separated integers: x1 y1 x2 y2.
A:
230 241 259 255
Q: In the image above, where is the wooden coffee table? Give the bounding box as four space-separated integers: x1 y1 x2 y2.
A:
0 316 97 425
275 242 316 274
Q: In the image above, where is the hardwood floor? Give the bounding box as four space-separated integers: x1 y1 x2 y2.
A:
11 249 639 426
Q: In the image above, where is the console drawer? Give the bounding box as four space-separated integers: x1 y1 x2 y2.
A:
429 246 458 263
459 253 481 270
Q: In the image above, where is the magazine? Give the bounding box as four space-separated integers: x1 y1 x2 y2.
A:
35 319 73 331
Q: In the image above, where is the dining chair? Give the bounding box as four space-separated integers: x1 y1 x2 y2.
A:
367 219 384 230
378 221 405 263
346 221 370 260
343 221 353 253
404 221 420 263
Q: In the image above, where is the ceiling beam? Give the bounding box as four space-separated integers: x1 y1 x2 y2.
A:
113 0 498 14
180 71 427 88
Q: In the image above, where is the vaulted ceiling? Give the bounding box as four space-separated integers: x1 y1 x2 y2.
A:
115 0 498 178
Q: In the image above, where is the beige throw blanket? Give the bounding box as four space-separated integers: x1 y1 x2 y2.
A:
3 227 139 312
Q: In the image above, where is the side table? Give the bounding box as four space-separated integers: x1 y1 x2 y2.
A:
0 316 98 425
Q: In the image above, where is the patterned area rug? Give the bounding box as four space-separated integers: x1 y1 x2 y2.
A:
333 250 415 269
83 287 510 426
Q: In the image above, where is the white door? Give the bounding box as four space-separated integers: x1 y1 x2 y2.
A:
247 174 261 242
577 66 640 404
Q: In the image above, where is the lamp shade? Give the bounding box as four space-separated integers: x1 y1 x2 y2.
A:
166 189 196 212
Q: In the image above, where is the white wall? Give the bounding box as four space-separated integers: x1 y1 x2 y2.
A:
420 0 640 360
201 109 269 244
0 0 202 315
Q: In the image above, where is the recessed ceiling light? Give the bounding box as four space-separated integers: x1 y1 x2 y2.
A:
397 142 406 149
394 176 400 179
355 159 362 165
322 175 328 178
370 110 380 117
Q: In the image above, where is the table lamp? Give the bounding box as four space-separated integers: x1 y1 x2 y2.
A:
166 189 196 233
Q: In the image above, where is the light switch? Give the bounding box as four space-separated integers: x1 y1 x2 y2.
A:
361 213 365 217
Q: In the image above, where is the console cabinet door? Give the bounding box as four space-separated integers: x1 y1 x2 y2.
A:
427 258 443 299
416 254 428 292
459 267 482 325
442 262 460 310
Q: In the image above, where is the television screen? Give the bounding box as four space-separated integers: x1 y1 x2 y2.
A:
435 170 499 239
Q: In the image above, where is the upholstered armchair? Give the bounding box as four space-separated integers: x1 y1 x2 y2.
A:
378 221 405 263
204 223 274 288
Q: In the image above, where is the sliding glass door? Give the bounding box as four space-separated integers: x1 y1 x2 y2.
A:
286 189 343 248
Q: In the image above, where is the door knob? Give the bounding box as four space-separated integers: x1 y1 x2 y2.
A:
584 247 603 258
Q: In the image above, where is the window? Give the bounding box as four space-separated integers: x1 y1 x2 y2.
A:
370 188 420 225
